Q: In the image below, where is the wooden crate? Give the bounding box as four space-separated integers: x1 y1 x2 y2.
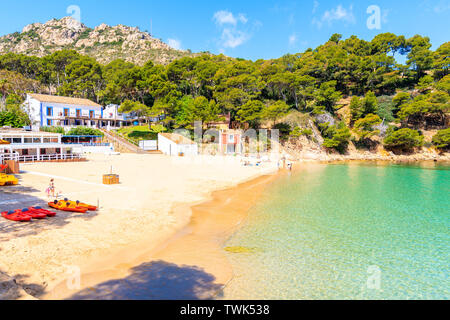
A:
4 160 19 174
103 174 120 185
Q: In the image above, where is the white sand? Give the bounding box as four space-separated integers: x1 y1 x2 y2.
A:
0 153 277 299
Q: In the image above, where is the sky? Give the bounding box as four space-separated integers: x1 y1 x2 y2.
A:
0 0 449 60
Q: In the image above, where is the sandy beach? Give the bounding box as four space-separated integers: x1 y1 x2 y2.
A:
0 153 278 300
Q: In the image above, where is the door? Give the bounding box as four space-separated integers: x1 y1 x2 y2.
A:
227 144 236 154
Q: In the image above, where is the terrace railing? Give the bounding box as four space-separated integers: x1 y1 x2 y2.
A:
0 153 84 164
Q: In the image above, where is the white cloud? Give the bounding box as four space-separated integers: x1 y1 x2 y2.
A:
213 10 247 26
312 4 356 29
221 29 249 48
382 9 390 24
238 13 248 24
289 33 298 46
213 10 252 50
167 38 182 50
313 1 320 14
433 1 450 13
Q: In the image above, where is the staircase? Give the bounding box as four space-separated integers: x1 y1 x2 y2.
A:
101 129 150 154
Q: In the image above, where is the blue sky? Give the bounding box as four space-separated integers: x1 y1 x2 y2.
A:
0 0 448 60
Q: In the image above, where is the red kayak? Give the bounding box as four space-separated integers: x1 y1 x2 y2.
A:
20 208 47 219
1 210 32 222
29 207 57 217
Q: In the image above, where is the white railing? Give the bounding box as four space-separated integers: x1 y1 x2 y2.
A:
0 153 84 164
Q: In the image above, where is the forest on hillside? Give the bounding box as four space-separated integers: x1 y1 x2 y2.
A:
0 33 449 153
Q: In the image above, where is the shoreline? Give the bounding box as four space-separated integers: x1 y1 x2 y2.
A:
3 156 449 300
41 166 280 300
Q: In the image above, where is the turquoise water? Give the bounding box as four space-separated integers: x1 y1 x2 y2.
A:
223 162 450 300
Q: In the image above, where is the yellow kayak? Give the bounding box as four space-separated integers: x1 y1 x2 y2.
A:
62 198 97 211
0 173 18 186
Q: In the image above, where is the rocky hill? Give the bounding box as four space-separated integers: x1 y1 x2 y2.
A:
0 17 193 65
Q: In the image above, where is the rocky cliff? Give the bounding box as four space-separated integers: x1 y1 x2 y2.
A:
0 17 192 65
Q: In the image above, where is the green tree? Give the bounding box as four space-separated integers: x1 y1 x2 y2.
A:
417 75 433 92
435 75 450 94
432 128 450 150
354 114 382 139
350 91 379 122
59 56 104 101
433 42 449 79
314 81 342 113
0 94 30 127
392 92 411 116
383 128 424 151
236 100 264 127
320 122 351 153
66 127 103 136
262 101 290 126
406 35 434 79
119 100 151 126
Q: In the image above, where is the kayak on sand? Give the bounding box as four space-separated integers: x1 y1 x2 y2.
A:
48 200 88 213
62 198 97 211
20 208 47 219
28 207 57 217
1 210 32 222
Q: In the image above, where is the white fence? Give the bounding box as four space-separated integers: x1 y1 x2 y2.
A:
0 153 84 164
139 140 158 151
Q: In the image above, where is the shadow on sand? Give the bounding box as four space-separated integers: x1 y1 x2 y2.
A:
68 261 223 300
0 268 47 299
0 184 99 241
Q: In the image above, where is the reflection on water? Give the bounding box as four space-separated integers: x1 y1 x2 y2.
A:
223 162 450 300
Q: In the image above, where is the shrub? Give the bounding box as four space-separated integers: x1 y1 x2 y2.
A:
273 123 291 141
290 127 313 138
66 127 104 136
383 128 424 152
321 122 351 153
40 126 65 134
354 114 382 139
432 128 450 150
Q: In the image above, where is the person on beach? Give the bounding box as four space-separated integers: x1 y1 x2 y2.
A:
47 179 55 198
287 161 293 171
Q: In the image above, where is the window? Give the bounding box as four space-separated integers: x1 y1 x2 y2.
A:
76 109 81 117
12 137 21 144
43 138 51 143
56 148 61 154
228 134 235 143
46 107 53 116
64 108 69 117
89 111 94 119
33 137 41 143
22 149 29 156
24 138 33 144
40 148 46 155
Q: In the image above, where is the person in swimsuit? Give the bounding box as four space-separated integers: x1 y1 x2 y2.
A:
48 179 55 198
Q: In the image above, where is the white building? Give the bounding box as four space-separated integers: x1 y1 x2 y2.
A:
102 104 138 128
158 133 198 156
24 94 103 129
0 128 82 163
